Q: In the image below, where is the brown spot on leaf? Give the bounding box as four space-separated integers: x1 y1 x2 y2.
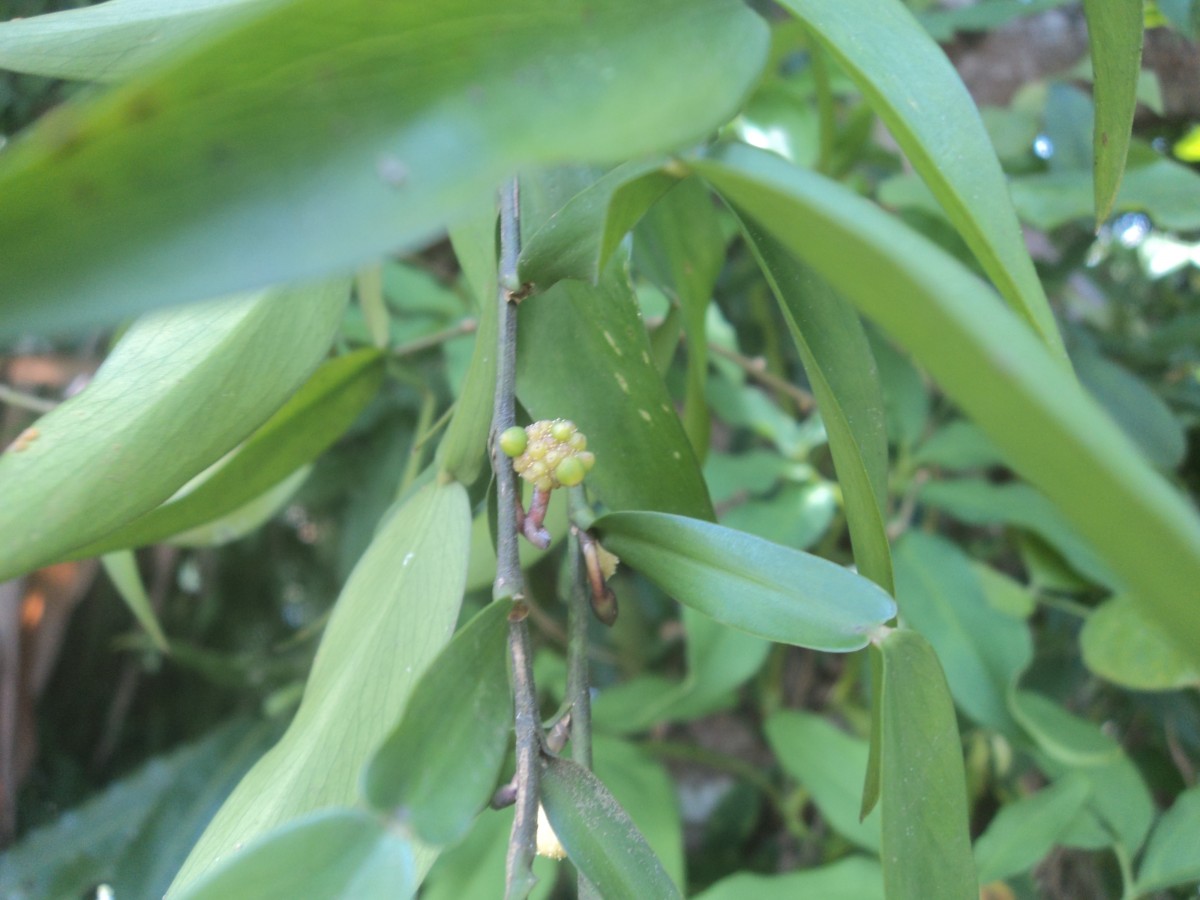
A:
122 90 161 125
6 427 40 453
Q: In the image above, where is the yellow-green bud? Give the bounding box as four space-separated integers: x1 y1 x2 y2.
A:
550 420 576 443
555 456 585 487
499 426 528 457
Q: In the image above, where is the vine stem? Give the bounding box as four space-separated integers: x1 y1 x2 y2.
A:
492 178 541 900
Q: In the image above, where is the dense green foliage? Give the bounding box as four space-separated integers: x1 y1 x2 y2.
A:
1 0 1198 897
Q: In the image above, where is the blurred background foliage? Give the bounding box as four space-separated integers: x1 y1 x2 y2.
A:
1 0 1198 897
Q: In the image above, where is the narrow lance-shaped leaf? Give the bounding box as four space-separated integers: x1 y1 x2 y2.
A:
691 143 1200 667
876 628 977 900
169 480 470 893
593 511 897 652
1134 784 1200 895
973 775 1091 885
540 754 682 900
0 281 349 582
0 0 768 334
363 600 513 846
174 809 415 900
1082 0 1145 224
101 551 169 652
737 219 893 593
75 348 384 557
0 0 267 83
776 0 1067 361
636 177 727 461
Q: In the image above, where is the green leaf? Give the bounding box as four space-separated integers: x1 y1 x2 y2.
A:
101 550 169 652
0 0 768 334
170 480 470 892
0 0 263 82
593 511 896 651
738 219 893 593
539 754 681 900
876 628 977 900
421 807 556 900
1134 784 1200 894
1010 691 1122 768
764 711 881 853
776 0 1066 360
1080 595 1200 691
593 736 685 891
691 143 1200 668
517 261 712 520
893 533 1031 734
636 177 727 461
175 809 415 900
0 281 348 582
973 775 1091 884
363 600 512 846
78 348 383 556
1082 0 1145 223
166 466 310 547
694 857 884 900
437 202 499 486
918 479 1118 588
518 159 676 289
0 720 273 900
912 421 1005 471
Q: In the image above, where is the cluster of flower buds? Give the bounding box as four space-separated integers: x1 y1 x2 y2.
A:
499 419 595 492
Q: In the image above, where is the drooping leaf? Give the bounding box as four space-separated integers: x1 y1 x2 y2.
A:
973 774 1091 884
1082 0 1145 223
518 159 676 289
738 220 893 593
876 628 977 900
101 550 169 652
1134 784 1200 894
539 754 681 900
1080 595 1200 691
636 177 727 461
77 348 383 556
517 260 712 520
776 0 1066 360
695 857 883 900
363 600 512 846
0 0 768 334
0 0 266 82
0 281 348 582
175 809 415 900
593 511 896 651
691 143 1200 667
893 533 1031 735
170 480 470 892
764 711 881 853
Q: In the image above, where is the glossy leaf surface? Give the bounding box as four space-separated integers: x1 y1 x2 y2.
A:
0 0 768 334
777 0 1065 359
363 600 512 846
740 220 893 593
170 480 470 891
79 348 382 556
1082 0 1144 222
175 809 415 900
877 628 977 900
692 143 1200 666
540 754 681 900
594 511 896 651
0 281 348 582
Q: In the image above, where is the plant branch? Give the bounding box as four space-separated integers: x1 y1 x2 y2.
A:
390 318 477 358
491 178 540 900
0 384 57 414
706 341 814 412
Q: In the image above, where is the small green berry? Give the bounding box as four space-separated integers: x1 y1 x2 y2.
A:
555 456 585 487
567 432 587 451
499 426 528 457
578 451 595 472
550 420 576 443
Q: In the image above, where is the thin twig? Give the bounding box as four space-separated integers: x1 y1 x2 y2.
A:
390 318 478 358
0 384 57 414
707 341 814 412
492 178 541 900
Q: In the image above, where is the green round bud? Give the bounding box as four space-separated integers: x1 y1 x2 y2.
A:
550 420 576 443
578 451 595 472
555 456 586 487
567 432 587 451
499 426 528 457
